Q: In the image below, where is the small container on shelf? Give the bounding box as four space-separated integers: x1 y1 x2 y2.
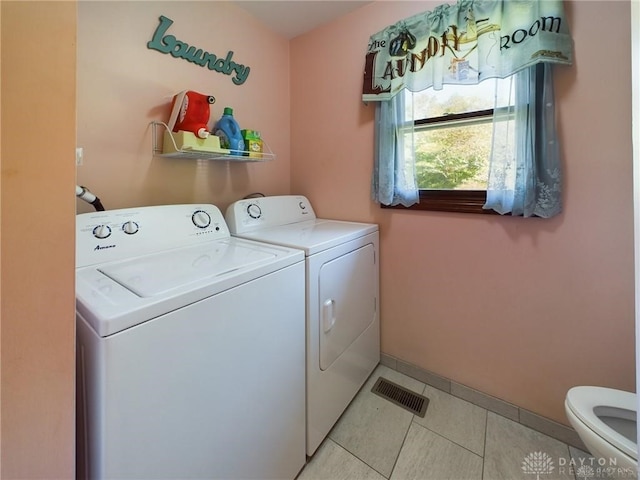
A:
241 130 263 158
163 130 230 155
213 107 244 156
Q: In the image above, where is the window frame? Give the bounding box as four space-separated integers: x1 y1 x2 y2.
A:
382 189 493 214
384 106 498 214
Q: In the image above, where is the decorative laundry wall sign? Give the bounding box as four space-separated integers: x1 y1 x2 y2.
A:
147 15 250 86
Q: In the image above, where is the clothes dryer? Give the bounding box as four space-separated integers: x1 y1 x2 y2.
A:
226 195 380 456
76 204 305 479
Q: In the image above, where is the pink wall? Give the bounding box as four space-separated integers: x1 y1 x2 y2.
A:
77 1 291 213
2 4 632 476
1 2 77 477
291 0 635 425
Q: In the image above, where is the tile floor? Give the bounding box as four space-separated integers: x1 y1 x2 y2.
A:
297 365 635 480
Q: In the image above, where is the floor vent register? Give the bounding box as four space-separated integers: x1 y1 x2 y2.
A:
371 377 429 418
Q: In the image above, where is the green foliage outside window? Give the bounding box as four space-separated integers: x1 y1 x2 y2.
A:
410 89 497 191
414 123 491 189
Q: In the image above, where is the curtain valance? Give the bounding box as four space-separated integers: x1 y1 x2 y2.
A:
362 0 573 101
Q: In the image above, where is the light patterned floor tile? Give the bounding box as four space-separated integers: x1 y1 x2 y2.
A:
483 412 574 480
306 366 584 480
328 365 425 478
390 423 483 480
413 384 487 456
297 438 385 480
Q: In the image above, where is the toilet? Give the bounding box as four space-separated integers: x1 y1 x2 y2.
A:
565 386 638 473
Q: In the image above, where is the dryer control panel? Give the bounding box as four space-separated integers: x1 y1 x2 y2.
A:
76 204 229 268
225 195 316 234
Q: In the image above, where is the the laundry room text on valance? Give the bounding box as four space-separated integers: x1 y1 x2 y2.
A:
362 0 573 101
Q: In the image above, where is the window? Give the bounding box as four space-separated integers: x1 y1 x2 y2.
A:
366 1 571 217
386 78 515 214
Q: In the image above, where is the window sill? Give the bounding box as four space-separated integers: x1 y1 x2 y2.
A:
382 190 499 215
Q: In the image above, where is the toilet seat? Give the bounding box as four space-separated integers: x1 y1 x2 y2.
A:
566 386 637 460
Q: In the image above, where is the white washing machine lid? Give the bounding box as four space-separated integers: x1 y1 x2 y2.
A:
76 237 303 337
99 239 274 297
235 219 378 256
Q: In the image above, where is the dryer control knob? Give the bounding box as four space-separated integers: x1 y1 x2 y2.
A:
192 210 211 229
247 203 262 219
92 225 112 239
122 221 139 235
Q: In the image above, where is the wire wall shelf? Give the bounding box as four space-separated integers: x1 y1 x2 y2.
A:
151 121 275 162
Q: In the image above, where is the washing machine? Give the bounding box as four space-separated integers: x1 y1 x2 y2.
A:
75 204 306 480
225 195 380 456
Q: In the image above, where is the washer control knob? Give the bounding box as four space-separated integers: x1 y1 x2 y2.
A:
192 210 211 229
92 225 112 239
299 202 306 210
122 221 139 235
247 203 262 219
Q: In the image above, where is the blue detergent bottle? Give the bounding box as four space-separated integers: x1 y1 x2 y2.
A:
214 107 244 156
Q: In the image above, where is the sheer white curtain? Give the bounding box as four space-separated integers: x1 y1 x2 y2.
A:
371 64 563 216
484 63 562 217
371 94 418 207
